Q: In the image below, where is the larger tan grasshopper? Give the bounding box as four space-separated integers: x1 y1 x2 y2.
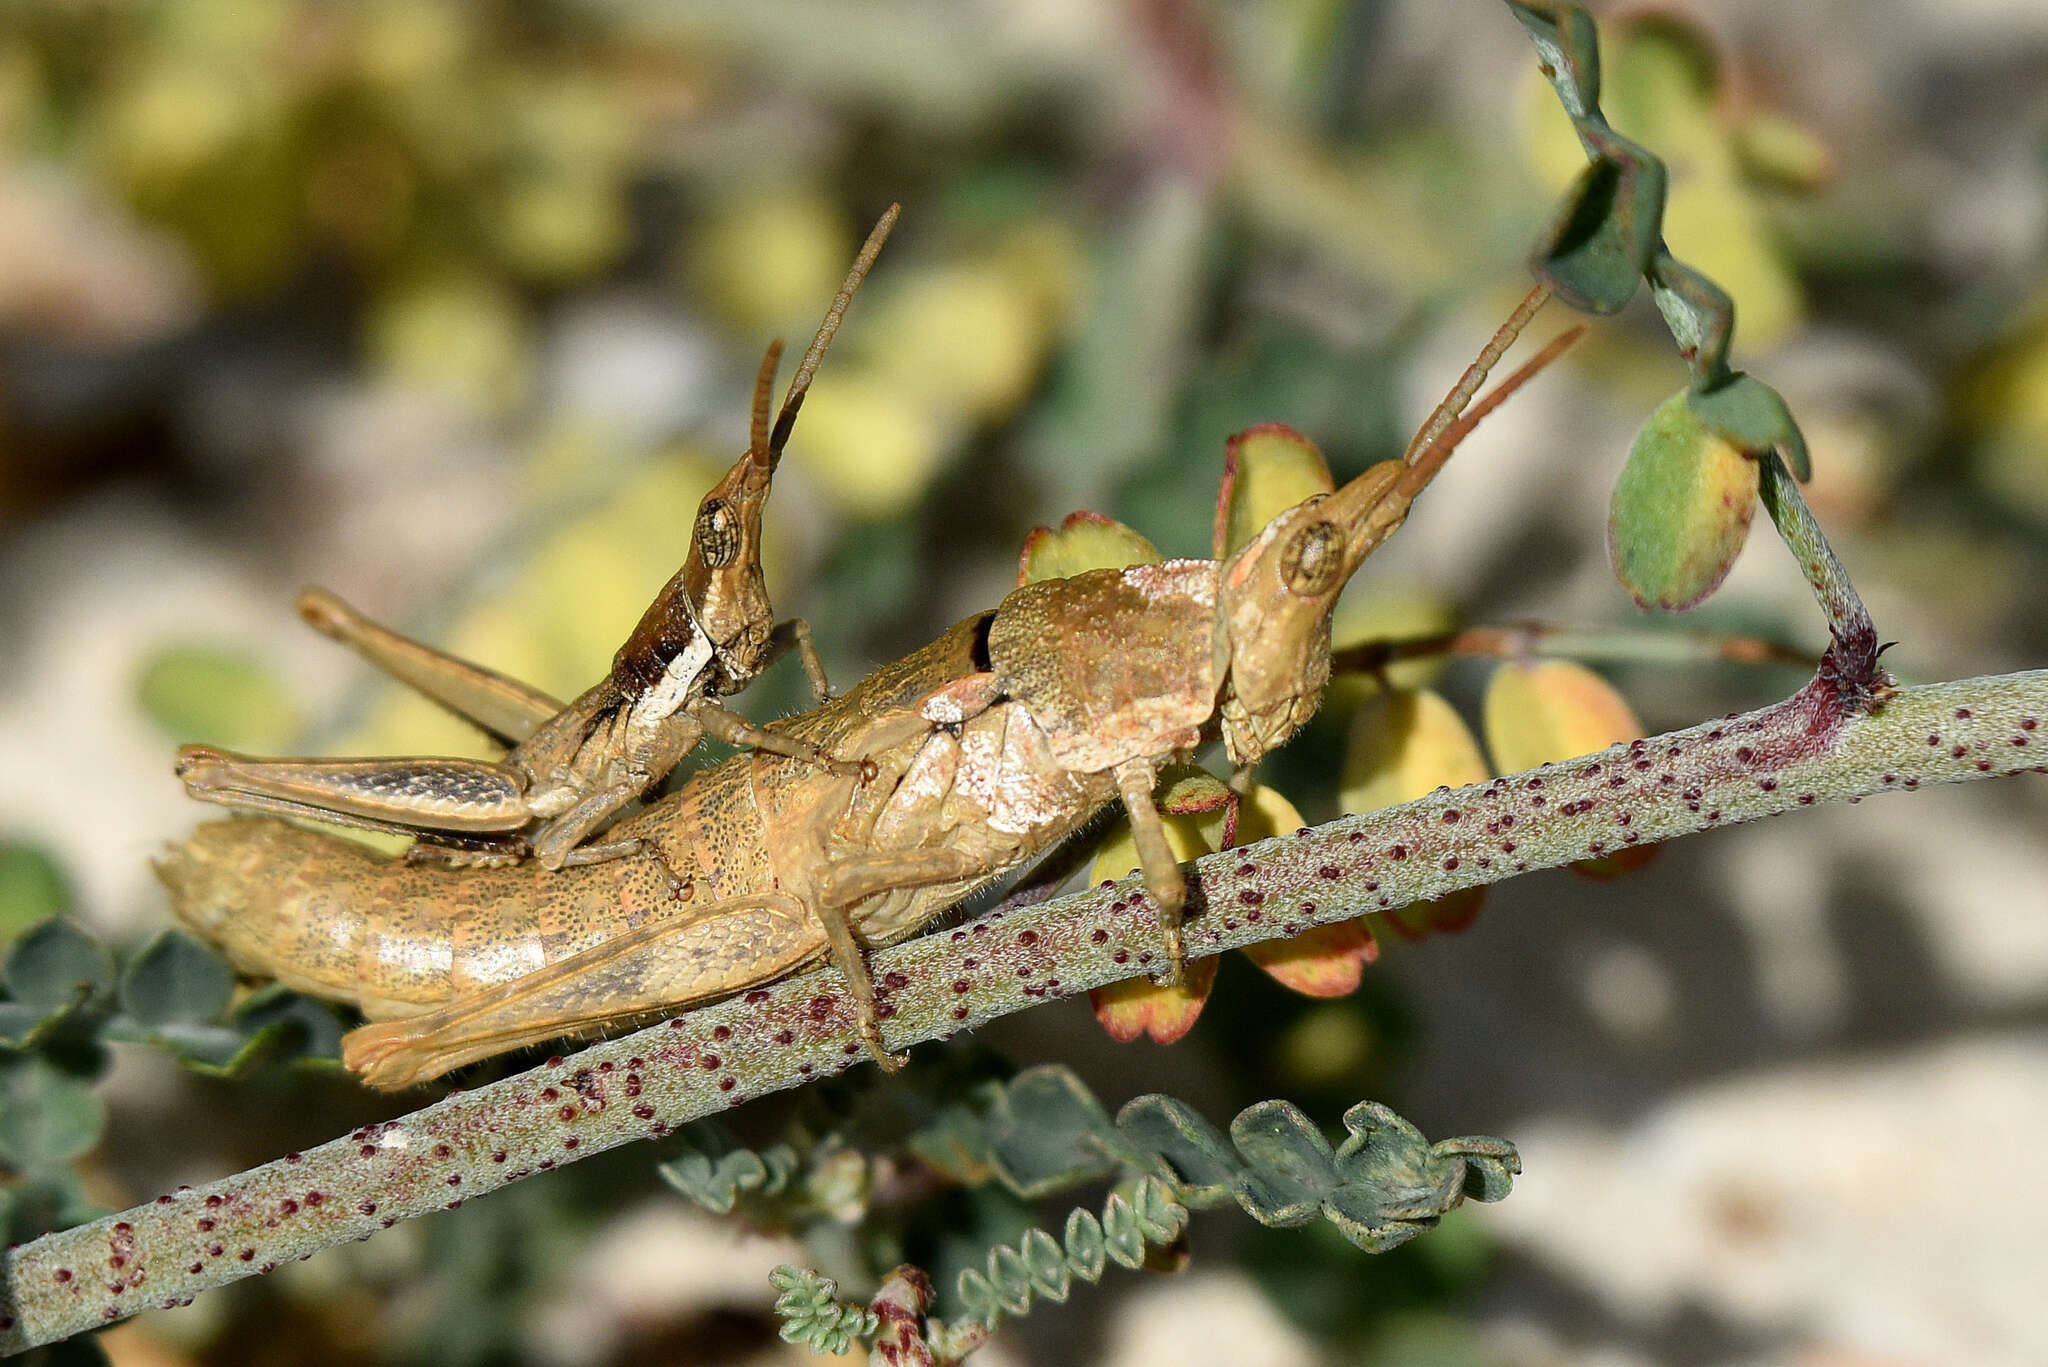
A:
173 208 899 871
162 283 1576 1088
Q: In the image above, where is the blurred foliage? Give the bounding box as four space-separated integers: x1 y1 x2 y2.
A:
739 1064 1514 1358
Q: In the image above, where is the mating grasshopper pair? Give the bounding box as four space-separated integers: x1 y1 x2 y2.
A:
176 209 900 871
163 211 1578 1087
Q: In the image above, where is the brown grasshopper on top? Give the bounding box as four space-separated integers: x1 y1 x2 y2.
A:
173 207 899 871
162 283 1578 1088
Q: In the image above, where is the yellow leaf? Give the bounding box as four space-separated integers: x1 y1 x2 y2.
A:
1233 782 1307 843
1090 956 1219 1043
1339 687 1490 814
1089 804 1226 889
1018 512 1162 586
1243 920 1377 997
1482 659 1642 773
1214 423 1335 559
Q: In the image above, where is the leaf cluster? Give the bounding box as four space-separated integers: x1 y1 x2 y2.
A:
0 917 342 1251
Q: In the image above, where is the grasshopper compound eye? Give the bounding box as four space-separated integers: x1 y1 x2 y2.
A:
695 499 739 568
1280 520 1345 596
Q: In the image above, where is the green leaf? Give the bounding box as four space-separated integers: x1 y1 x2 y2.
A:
3 919 113 1015
1508 1 1603 118
134 643 301 751
119 930 234 1026
1062 1207 1107 1281
1687 372 1811 480
0 843 72 949
1019 1227 1070 1302
1528 131 1666 314
906 1077 1005 1184
0 1055 106 1172
1228 1100 1339 1226
986 1243 1035 1315
1434 1135 1523 1205
101 1019 251 1069
1116 1095 1242 1202
657 1123 783 1215
986 1065 1123 1198
1608 388 1762 611
0 1171 97 1246
1315 1104 1520 1254
1099 1192 1149 1269
1129 1176 1189 1241
956 1267 1000 1326
231 983 346 1063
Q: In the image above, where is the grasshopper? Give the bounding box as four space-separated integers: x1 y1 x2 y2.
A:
173 207 899 871
162 284 1577 1088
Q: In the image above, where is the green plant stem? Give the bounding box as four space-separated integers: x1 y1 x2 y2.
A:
1755 451 1884 704
5 667 2045 1354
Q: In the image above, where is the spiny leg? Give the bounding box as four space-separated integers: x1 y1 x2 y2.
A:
296 587 563 746
764 617 835 703
813 845 986 1068
529 786 648 870
1113 758 1187 986
692 698 868 779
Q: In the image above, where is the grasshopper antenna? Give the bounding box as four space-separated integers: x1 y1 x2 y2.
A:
767 201 901 461
749 338 785 457
1400 282 1554 470
1397 321 1586 501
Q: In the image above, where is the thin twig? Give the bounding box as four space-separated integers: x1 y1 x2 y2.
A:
1329 621 1817 676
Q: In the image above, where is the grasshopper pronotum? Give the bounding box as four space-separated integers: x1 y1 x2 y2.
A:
162 268 1578 1088
173 208 899 871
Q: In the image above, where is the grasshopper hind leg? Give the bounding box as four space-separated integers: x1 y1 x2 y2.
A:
176 746 534 836
296 588 563 746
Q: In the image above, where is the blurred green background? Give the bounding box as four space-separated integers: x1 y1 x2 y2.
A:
2 1 2046 1364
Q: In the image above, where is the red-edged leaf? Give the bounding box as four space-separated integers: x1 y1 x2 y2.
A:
1608 389 1760 611
1376 888 1487 941
1214 423 1335 560
1229 783 1379 993
1018 510 1161 586
1090 956 1220 1043
1243 920 1380 997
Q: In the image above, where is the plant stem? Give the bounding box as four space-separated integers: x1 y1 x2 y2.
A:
1755 451 1885 706
5 668 2045 1355
1329 620 1816 676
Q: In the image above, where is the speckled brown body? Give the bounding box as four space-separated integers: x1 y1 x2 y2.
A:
163 303 1578 1087
164 513 1445 1086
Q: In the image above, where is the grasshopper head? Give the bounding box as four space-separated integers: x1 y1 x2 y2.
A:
1215 300 1584 767
1215 460 1408 766
611 206 901 698
611 347 783 695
